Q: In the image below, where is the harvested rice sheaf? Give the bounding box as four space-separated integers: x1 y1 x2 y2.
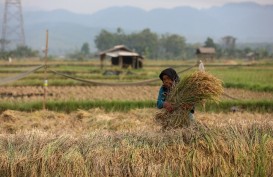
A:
156 71 224 129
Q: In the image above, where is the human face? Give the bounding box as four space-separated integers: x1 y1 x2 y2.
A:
162 75 173 89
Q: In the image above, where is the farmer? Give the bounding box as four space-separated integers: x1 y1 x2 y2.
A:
156 68 195 121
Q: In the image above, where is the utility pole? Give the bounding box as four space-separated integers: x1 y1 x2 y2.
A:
43 30 49 110
1 0 25 51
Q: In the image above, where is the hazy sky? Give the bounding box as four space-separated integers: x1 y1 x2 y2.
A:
23 0 273 14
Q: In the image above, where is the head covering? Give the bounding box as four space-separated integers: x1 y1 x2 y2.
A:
159 68 180 83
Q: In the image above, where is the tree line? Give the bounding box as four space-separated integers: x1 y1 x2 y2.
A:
0 28 272 60
94 28 273 60
0 45 39 60
95 28 189 60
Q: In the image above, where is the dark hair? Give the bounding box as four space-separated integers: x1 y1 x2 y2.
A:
159 68 180 83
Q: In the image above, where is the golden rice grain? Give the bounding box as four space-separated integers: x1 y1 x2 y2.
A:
156 71 224 129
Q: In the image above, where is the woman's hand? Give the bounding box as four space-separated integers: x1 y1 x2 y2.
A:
163 102 174 112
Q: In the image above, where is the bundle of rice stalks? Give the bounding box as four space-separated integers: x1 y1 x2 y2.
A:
0 110 18 122
156 71 224 129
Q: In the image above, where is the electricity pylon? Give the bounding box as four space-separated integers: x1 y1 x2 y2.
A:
1 0 25 51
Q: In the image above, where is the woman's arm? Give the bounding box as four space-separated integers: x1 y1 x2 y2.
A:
157 86 165 109
157 86 174 112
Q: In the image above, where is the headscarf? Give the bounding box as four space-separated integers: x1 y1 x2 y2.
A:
159 68 180 83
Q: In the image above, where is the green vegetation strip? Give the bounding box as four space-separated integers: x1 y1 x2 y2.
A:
0 100 272 113
224 82 273 92
203 100 273 113
4 79 272 90
0 100 155 113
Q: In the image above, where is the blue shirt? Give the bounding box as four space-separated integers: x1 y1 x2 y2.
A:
157 86 169 109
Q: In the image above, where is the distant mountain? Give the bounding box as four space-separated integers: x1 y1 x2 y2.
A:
0 2 273 55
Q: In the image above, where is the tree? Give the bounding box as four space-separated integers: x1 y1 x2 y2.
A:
257 48 269 59
204 37 223 59
159 34 186 59
95 30 116 50
129 28 158 58
204 37 216 48
94 28 192 59
0 39 10 51
81 42 90 56
0 50 10 60
11 45 39 58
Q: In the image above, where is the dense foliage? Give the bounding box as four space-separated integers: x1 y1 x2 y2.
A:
95 28 273 60
0 45 39 59
95 28 188 59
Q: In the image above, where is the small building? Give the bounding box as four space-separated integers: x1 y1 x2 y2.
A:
246 52 257 61
196 47 216 61
99 45 144 69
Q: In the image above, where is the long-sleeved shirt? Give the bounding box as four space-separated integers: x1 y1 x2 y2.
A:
157 86 169 109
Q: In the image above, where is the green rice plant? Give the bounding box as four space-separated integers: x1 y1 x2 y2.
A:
224 82 273 92
0 100 155 113
210 66 273 92
0 99 273 113
204 100 273 113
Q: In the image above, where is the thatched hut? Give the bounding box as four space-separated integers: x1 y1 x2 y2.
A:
99 45 144 69
196 47 216 62
246 52 257 61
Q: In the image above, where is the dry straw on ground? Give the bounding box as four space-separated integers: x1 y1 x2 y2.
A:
156 71 224 129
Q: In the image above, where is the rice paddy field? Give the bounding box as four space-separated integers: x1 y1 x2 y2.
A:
0 58 272 176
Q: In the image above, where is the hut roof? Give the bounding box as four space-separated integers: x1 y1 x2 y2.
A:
246 52 255 57
196 47 216 54
99 45 143 59
106 51 140 58
100 45 131 55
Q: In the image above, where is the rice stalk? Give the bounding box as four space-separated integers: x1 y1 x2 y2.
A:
156 71 224 129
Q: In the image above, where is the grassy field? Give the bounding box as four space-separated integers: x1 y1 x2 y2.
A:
0 58 272 176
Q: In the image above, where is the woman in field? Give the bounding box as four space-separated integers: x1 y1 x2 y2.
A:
156 67 195 121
